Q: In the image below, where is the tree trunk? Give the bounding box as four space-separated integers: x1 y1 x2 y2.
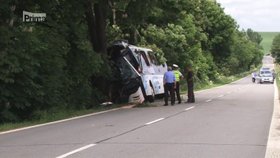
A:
9 5 16 27
85 0 112 103
85 0 108 54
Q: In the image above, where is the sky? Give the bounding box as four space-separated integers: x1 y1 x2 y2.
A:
216 0 280 32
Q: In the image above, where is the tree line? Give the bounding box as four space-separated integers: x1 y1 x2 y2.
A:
271 34 280 62
0 0 263 123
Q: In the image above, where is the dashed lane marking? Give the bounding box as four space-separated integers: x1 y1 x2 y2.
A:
56 144 96 158
56 104 196 157
185 106 195 111
145 118 165 125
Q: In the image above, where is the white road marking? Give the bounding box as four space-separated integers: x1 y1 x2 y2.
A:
227 91 232 94
206 99 212 102
56 144 96 158
185 106 195 111
145 118 164 125
218 94 224 98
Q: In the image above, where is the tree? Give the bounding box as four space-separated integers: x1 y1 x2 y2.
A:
246 28 263 45
86 0 108 54
271 34 280 63
0 0 70 121
0 0 107 122
0 0 264 123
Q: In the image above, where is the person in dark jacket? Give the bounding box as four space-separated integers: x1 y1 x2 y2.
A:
186 65 195 103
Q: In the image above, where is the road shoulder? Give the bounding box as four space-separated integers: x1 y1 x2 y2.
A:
265 82 280 157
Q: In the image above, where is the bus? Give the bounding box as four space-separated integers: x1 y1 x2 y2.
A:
108 41 167 103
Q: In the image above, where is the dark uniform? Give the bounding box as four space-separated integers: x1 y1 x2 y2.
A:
186 67 195 103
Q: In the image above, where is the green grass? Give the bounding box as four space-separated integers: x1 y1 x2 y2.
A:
259 32 280 54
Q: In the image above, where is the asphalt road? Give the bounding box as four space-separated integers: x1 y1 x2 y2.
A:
0 57 276 158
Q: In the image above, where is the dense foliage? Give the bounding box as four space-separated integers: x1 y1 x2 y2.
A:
271 34 280 63
0 0 263 122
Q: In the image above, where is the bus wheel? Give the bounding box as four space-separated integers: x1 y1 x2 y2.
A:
148 87 155 102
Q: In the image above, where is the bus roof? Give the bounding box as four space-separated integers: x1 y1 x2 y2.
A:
128 45 153 52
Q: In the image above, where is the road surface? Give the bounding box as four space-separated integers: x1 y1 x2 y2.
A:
0 56 278 158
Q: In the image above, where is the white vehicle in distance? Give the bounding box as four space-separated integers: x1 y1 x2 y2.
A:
256 69 274 84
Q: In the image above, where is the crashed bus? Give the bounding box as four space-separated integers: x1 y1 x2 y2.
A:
108 41 167 103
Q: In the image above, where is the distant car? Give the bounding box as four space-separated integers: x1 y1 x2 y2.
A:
257 70 274 84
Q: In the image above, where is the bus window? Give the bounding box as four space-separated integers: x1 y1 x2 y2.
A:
139 50 150 66
148 51 159 65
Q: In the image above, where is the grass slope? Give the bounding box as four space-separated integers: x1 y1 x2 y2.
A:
259 32 280 54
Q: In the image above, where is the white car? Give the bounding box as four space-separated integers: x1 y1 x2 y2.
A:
257 70 274 84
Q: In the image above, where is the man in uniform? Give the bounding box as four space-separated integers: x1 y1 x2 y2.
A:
172 64 183 104
186 64 195 103
163 66 176 105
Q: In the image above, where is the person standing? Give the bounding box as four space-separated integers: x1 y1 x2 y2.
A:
272 69 276 80
173 64 183 104
251 72 257 83
186 64 195 103
163 66 176 105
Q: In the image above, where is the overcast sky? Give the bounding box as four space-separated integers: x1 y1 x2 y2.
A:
216 0 280 32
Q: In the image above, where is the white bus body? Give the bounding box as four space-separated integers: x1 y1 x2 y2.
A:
128 46 167 102
108 41 167 103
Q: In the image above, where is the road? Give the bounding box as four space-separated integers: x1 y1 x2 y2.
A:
0 56 277 158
